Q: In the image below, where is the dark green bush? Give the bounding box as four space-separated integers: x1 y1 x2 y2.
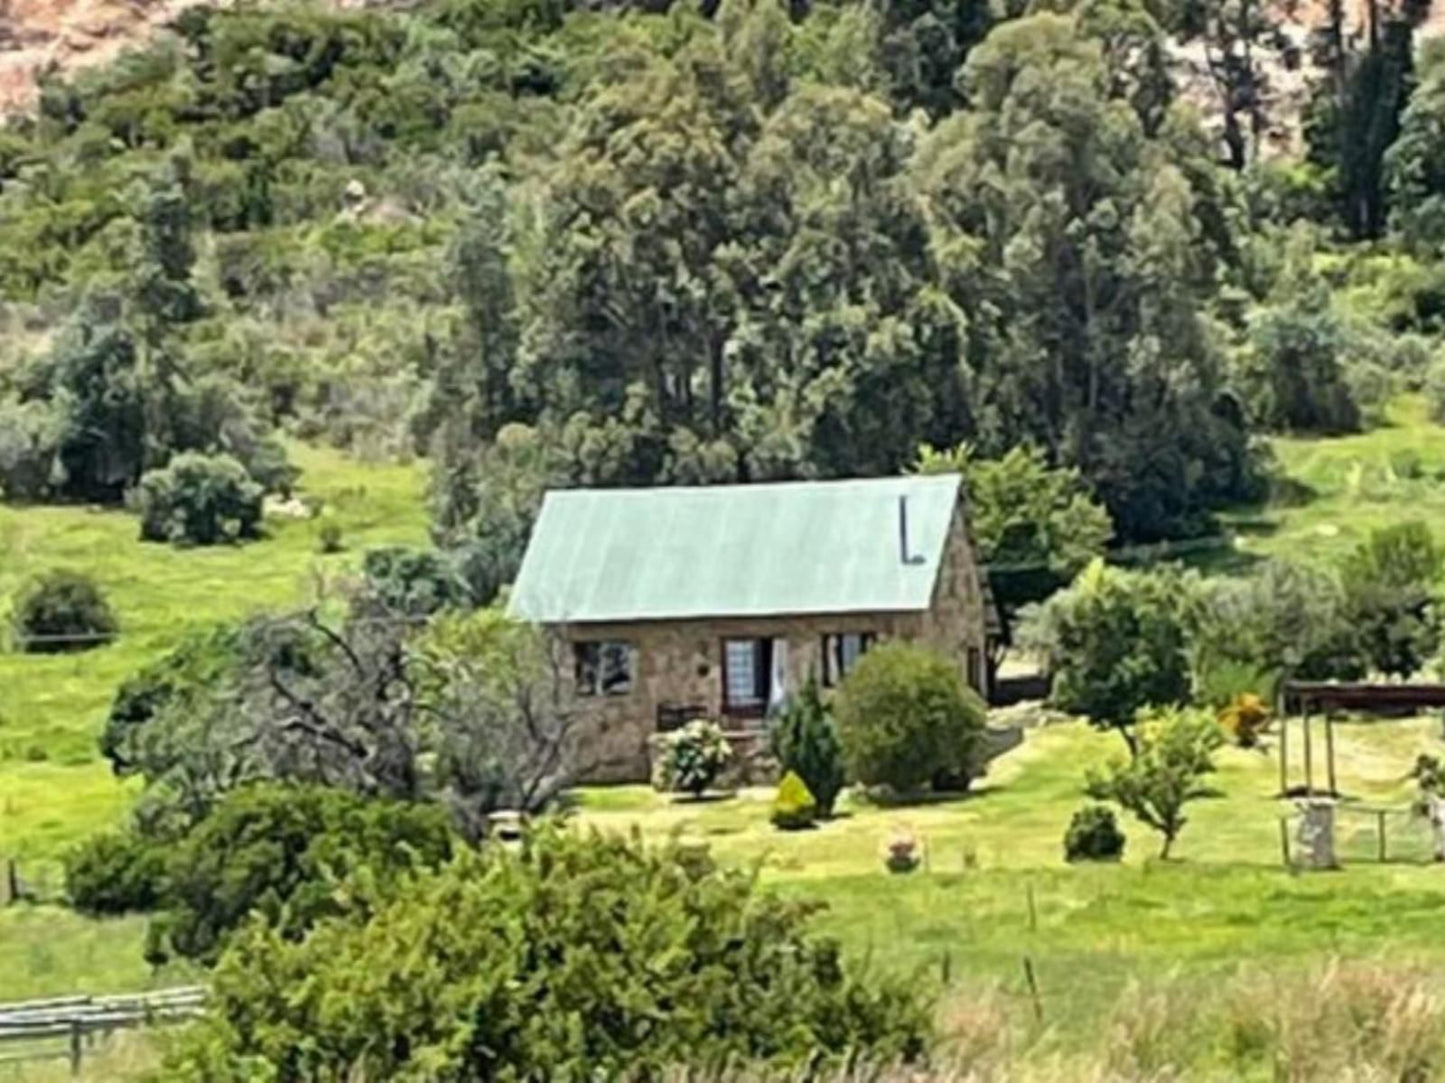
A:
770 675 845 816
356 545 469 617
12 570 118 654
770 770 818 831
833 643 986 794
65 830 166 914
652 719 732 798
148 783 456 965
156 826 931 1079
1063 804 1126 863
136 452 263 547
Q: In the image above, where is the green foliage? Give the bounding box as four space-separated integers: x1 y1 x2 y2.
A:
914 444 1113 626
652 719 733 798
64 830 166 915
1218 693 1270 749
1188 558 1365 700
771 770 818 831
1340 521 1443 676
148 783 455 966
1086 708 1223 859
833 642 986 794
136 452 264 546
1238 233 1361 434
1387 40 1445 251
1022 560 1193 745
12 569 118 654
1063 804 1126 863
155 826 931 1079
356 545 469 617
770 675 845 816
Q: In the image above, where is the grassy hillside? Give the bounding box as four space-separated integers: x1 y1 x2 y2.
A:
0 443 428 882
1227 394 1445 566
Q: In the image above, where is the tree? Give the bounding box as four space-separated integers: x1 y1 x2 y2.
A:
913 443 1113 677
1020 560 1193 754
915 11 1259 542
833 642 985 794
1340 521 1442 676
1085 707 1222 858
1386 40 1445 251
1237 230 1360 434
155 826 931 1079
409 609 591 837
770 675 845 816
99 593 586 839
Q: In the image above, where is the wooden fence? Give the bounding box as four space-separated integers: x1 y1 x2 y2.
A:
0 987 206 1076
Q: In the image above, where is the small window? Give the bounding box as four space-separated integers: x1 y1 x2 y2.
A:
821 632 876 687
966 646 984 693
575 641 634 696
723 638 771 714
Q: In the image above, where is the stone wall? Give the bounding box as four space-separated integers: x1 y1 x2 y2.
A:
556 506 989 782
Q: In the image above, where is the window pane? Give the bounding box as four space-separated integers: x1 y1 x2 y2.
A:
725 639 761 707
840 633 863 672
600 642 633 695
574 643 600 695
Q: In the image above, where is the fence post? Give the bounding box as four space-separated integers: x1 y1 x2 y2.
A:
1279 816 1291 867
1379 810 1387 863
5 858 18 905
69 1019 82 1076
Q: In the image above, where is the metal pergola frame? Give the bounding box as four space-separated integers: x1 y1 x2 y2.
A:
1279 681 1445 797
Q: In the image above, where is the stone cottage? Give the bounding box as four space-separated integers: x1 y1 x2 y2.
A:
507 474 993 781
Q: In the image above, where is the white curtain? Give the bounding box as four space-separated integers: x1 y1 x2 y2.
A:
767 638 789 719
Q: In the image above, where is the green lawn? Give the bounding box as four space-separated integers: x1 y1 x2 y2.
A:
0 443 429 885
1226 393 1445 567
573 717 1445 1046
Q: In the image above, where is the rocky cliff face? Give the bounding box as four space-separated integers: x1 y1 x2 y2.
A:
0 0 191 113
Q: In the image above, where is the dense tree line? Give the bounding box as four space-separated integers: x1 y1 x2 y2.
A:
5 0 1445 572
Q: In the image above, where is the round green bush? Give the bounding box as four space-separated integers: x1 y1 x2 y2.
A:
136 451 264 547
652 719 732 798
12 570 118 653
155 826 931 1079
833 643 986 794
65 830 166 915
1063 804 1126 863
770 770 817 831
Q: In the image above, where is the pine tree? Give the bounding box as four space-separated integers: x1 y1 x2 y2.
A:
771 675 846 817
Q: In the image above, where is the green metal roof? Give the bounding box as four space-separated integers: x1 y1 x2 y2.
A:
507 474 962 624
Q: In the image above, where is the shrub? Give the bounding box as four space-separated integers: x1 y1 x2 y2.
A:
317 521 344 554
155 826 932 1079
148 783 456 965
652 719 732 798
1063 804 1126 863
1086 708 1223 859
136 452 263 546
770 675 845 816
356 545 469 617
1219 693 1270 748
771 771 817 831
834 643 986 795
1021 559 1192 750
12 570 118 653
65 830 166 914
1340 521 1443 676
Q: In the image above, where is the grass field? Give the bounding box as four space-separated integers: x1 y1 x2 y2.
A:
9 404 1445 1076
0 443 428 1010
